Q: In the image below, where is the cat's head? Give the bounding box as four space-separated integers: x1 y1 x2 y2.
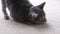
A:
28 2 47 24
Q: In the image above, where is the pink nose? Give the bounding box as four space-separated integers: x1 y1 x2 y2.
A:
31 14 38 18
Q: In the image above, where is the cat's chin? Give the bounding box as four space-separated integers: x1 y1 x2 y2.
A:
35 22 46 24
27 21 46 25
32 20 47 24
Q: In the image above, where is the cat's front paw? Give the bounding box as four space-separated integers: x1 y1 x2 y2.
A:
5 16 10 20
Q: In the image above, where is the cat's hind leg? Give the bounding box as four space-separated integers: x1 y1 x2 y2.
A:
2 0 9 20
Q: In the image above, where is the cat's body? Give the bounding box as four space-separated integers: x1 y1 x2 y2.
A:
2 0 47 24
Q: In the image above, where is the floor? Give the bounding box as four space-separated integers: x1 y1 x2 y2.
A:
0 0 60 34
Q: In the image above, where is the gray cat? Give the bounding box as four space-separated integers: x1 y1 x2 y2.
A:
2 0 47 24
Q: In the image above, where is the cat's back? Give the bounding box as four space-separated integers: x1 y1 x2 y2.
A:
7 0 32 10
6 0 33 22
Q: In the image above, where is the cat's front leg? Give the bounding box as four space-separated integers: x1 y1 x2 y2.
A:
2 0 9 20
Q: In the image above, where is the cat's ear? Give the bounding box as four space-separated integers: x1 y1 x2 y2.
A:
38 2 46 9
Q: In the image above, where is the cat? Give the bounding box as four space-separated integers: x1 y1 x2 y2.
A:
2 0 47 24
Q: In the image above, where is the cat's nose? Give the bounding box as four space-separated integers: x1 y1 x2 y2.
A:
31 14 38 18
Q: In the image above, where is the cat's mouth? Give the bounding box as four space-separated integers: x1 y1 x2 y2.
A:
35 20 46 24
28 21 46 24
28 16 47 24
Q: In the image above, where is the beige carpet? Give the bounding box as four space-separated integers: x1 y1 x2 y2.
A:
0 0 60 34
